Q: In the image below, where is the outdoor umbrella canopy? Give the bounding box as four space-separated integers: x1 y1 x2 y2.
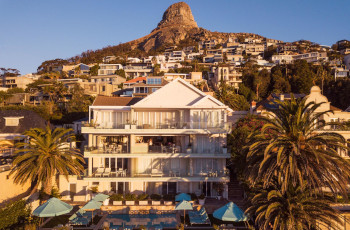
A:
92 193 109 202
81 199 103 210
33 197 73 217
175 193 191 202
81 199 103 223
213 202 248 222
175 200 193 226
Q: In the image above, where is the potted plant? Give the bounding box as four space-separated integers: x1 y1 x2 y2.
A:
125 193 136 205
222 145 227 154
163 194 174 205
110 194 124 205
198 194 205 205
213 182 224 200
137 194 149 205
89 186 99 198
186 143 192 154
131 120 137 129
150 194 162 205
125 119 131 129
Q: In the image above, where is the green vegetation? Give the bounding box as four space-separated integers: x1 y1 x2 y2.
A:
10 127 85 196
231 96 350 228
0 199 35 229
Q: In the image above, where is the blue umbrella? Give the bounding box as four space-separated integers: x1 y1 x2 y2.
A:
175 193 191 202
33 197 73 217
175 200 193 226
92 193 109 202
81 199 103 223
213 202 248 222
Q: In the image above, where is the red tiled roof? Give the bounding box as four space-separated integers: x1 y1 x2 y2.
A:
124 77 146 84
93 96 142 106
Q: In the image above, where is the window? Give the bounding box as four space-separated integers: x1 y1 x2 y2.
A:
4 117 23 126
147 78 161 85
152 88 158 93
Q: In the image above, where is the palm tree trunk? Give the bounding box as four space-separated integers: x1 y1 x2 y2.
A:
43 178 53 197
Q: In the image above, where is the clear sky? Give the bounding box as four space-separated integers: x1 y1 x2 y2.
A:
0 0 349 74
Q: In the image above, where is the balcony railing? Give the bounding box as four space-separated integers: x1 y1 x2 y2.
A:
89 168 229 178
82 121 232 132
84 145 229 155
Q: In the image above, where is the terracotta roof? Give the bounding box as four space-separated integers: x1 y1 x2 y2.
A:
92 96 142 106
124 77 146 84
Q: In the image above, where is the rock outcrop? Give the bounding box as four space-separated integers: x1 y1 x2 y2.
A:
155 2 198 30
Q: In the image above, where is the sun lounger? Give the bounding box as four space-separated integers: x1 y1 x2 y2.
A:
69 211 92 226
95 168 104 177
189 207 211 225
103 168 111 177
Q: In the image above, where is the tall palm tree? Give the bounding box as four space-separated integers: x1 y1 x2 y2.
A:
247 183 342 230
246 95 350 197
10 127 85 195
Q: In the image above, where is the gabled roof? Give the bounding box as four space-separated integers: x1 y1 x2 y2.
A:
133 78 231 111
92 96 142 106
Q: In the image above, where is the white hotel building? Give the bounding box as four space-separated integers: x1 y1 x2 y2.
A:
59 79 232 201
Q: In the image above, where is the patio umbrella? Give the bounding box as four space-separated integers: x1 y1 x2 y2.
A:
175 200 193 226
33 197 73 217
92 193 110 202
81 199 103 223
213 202 248 222
175 193 191 202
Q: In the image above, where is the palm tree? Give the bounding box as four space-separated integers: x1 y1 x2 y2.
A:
10 127 85 196
246 95 350 196
247 182 342 230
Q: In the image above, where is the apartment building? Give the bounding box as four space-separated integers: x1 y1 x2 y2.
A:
124 63 153 79
168 51 186 63
58 78 232 201
0 76 35 89
212 66 243 90
98 64 123 76
163 72 203 84
132 76 167 98
293 52 328 63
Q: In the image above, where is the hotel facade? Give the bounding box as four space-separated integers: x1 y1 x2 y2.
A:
59 79 232 202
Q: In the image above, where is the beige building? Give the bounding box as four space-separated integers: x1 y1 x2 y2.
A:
163 72 203 84
212 65 242 90
58 78 232 202
0 76 35 89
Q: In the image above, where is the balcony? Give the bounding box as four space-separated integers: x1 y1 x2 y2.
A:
84 146 230 158
84 168 230 182
82 121 232 135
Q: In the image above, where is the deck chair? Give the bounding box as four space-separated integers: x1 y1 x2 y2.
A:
95 168 104 177
103 168 111 177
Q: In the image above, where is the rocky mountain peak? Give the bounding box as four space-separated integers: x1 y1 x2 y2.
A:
155 2 198 30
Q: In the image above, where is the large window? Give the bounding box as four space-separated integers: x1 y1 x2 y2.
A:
147 78 162 85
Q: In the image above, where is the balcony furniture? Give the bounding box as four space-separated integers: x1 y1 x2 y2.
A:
116 145 122 153
143 124 153 129
94 168 104 177
199 171 208 177
151 168 163 177
161 146 167 153
102 168 111 177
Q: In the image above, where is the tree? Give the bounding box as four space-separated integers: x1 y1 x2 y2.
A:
10 127 85 196
247 183 342 230
215 80 249 111
66 85 94 113
89 64 99 76
115 69 126 79
246 95 350 196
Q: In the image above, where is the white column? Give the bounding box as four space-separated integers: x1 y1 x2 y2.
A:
88 134 93 147
88 157 92 176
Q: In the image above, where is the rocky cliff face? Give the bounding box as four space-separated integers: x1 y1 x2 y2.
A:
155 2 198 30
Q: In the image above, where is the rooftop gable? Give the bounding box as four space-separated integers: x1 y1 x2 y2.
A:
133 78 229 109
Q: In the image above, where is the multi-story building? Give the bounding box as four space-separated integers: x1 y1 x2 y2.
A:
124 63 153 79
0 76 35 89
98 64 123 76
163 72 203 84
58 78 232 201
212 65 243 90
168 51 186 63
132 76 167 98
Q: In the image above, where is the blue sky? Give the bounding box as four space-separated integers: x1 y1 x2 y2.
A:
0 0 349 74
